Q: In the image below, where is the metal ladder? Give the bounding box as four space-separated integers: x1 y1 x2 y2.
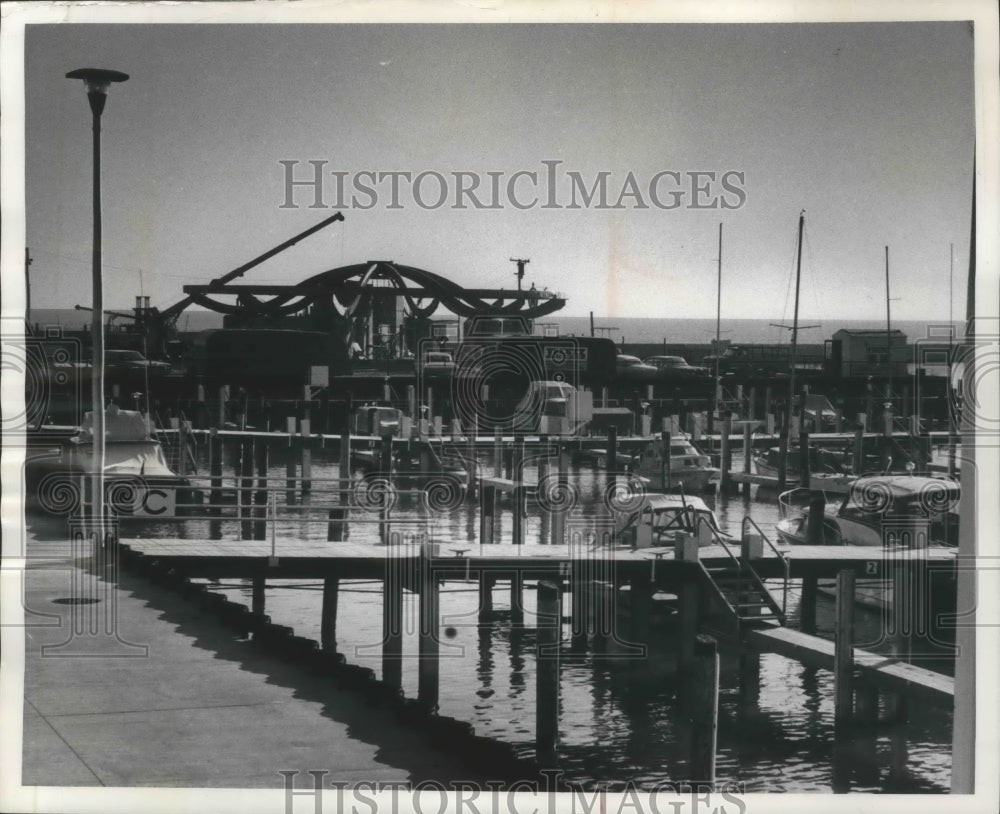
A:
694 517 787 632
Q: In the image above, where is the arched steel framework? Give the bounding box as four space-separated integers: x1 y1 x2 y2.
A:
181 260 566 321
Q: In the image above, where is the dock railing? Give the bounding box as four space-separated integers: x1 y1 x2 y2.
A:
741 516 790 616
692 515 787 626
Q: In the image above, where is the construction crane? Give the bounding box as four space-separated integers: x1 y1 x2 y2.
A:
74 211 345 355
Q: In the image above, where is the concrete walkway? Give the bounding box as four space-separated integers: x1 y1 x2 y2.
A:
18 534 485 789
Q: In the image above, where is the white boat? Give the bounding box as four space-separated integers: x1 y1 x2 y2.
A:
628 434 720 493
614 493 731 549
26 406 194 517
775 474 960 548
776 475 959 612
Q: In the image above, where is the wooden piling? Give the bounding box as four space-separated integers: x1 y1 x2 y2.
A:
798 430 810 485
662 431 672 491
738 650 761 709
510 572 524 628
339 430 351 505
300 410 312 496
629 577 653 648
742 427 752 497
321 577 339 652
570 560 589 650
382 568 403 688
251 573 266 616
880 404 893 471
209 430 222 540
720 414 732 491
285 418 297 506
800 576 818 634
253 437 269 541
512 439 525 547
549 449 568 546
478 572 494 621
676 533 700 669
592 580 616 650
853 426 865 474
479 485 497 545
688 635 719 787
239 438 254 541
327 508 347 542
493 428 503 478
834 569 856 725
418 551 440 712
217 384 228 429
886 559 912 723
536 580 561 765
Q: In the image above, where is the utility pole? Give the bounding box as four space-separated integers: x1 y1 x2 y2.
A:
510 257 530 290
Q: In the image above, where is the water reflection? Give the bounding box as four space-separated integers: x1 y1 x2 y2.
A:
25 446 954 792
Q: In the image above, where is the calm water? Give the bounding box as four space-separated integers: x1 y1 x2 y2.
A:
34 446 954 793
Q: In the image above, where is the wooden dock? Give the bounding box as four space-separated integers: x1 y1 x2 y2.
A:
110 531 956 779
117 537 956 581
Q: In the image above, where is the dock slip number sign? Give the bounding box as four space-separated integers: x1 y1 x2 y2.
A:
130 487 177 518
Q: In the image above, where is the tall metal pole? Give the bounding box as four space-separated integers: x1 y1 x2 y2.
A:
90 102 105 538
68 67 129 539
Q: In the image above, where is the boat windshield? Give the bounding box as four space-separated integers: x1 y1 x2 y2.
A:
648 506 720 533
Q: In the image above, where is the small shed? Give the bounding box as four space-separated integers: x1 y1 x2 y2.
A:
830 328 908 378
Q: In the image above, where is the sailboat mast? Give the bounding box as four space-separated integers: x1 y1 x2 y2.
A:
715 222 722 417
787 211 805 440
885 246 892 403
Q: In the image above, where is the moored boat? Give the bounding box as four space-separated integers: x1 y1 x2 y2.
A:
629 434 720 493
25 406 196 517
775 474 960 548
614 493 732 549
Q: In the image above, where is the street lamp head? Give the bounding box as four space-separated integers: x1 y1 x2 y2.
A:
66 68 129 115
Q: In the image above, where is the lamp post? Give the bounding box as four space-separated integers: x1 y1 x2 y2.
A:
66 68 129 542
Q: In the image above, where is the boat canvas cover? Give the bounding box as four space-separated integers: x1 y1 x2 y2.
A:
71 442 179 478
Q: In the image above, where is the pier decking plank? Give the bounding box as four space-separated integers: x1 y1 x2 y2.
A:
745 626 954 703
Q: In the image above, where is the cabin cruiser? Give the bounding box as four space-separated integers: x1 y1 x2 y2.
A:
775 474 960 548
25 406 195 517
628 434 720 493
776 475 959 613
614 493 731 549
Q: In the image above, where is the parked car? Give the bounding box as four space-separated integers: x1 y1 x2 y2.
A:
643 355 710 378
421 350 455 379
615 354 659 381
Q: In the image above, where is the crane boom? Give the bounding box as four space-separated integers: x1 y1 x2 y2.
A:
160 210 346 322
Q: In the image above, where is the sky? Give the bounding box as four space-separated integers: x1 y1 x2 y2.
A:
9 5 985 328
